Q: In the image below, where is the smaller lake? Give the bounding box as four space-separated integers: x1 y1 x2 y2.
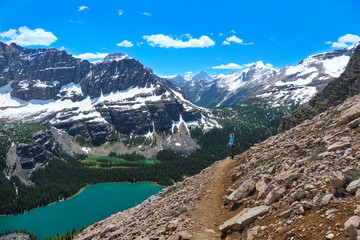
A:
0 182 163 239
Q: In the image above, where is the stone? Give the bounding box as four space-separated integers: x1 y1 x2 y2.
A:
327 142 351 151
178 231 193 240
321 194 334 206
279 208 294 218
348 117 360 128
329 171 346 195
356 189 360 198
219 205 270 232
344 216 360 240
326 233 335 239
318 151 333 158
264 188 285 206
256 180 269 199
347 179 360 194
247 226 260 240
343 148 353 158
226 180 256 202
166 220 179 231
354 205 360 215
301 201 314 210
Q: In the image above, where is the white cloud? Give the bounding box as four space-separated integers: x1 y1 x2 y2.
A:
213 61 271 70
60 46 66 50
78 6 89 11
0 26 57 46
116 40 133 47
243 62 255 68
230 30 236 34
0 29 17 38
332 42 348 48
219 33 224 37
141 12 151 16
118 10 124 15
223 35 253 45
143 34 215 48
212 63 243 69
326 34 360 48
74 52 108 60
136 41 144 47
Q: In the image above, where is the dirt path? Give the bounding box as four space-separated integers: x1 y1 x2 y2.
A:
186 158 239 239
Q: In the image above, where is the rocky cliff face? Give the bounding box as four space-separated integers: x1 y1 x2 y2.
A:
75 94 360 240
0 42 217 150
279 44 360 132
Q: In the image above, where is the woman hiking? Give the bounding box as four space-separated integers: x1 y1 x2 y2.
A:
227 133 235 159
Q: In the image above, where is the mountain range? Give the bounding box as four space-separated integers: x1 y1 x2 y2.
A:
0 42 217 153
175 46 356 107
167 71 212 85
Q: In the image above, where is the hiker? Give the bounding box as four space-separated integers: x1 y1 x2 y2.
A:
227 133 235 159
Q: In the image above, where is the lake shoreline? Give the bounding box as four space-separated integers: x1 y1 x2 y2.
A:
0 181 165 217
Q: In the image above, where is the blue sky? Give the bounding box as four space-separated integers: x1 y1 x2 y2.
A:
0 0 359 77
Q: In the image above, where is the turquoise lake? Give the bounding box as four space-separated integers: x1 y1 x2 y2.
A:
0 182 163 239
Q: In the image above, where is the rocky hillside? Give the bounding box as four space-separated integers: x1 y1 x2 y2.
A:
279 44 360 133
0 42 217 152
75 91 360 239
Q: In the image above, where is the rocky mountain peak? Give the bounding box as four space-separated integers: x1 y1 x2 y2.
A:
278 44 360 132
100 53 132 63
192 71 212 81
0 41 217 151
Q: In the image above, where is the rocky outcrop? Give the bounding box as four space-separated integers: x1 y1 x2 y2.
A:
279 44 360 132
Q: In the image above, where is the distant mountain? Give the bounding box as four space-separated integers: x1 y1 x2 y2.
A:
176 47 356 107
168 71 212 85
245 46 356 106
278 44 360 132
168 75 186 84
192 71 212 81
178 61 279 107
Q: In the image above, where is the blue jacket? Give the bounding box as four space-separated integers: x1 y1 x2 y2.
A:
229 137 234 146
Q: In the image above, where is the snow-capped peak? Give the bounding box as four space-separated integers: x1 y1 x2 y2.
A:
101 53 132 63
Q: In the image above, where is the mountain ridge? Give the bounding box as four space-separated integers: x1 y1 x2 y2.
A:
278 44 360 132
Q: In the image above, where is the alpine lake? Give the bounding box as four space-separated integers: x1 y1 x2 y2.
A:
0 182 164 239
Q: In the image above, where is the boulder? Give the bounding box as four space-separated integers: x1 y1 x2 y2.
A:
348 117 360 128
166 220 179 231
178 231 193 240
264 188 285 206
327 142 351 151
344 216 360 240
219 205 270 232
343 148 353 158
226 180 255 202
321 194 334 206
255 180 269 200
247 226 260 240
329 171 346 195
347 179 360 194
